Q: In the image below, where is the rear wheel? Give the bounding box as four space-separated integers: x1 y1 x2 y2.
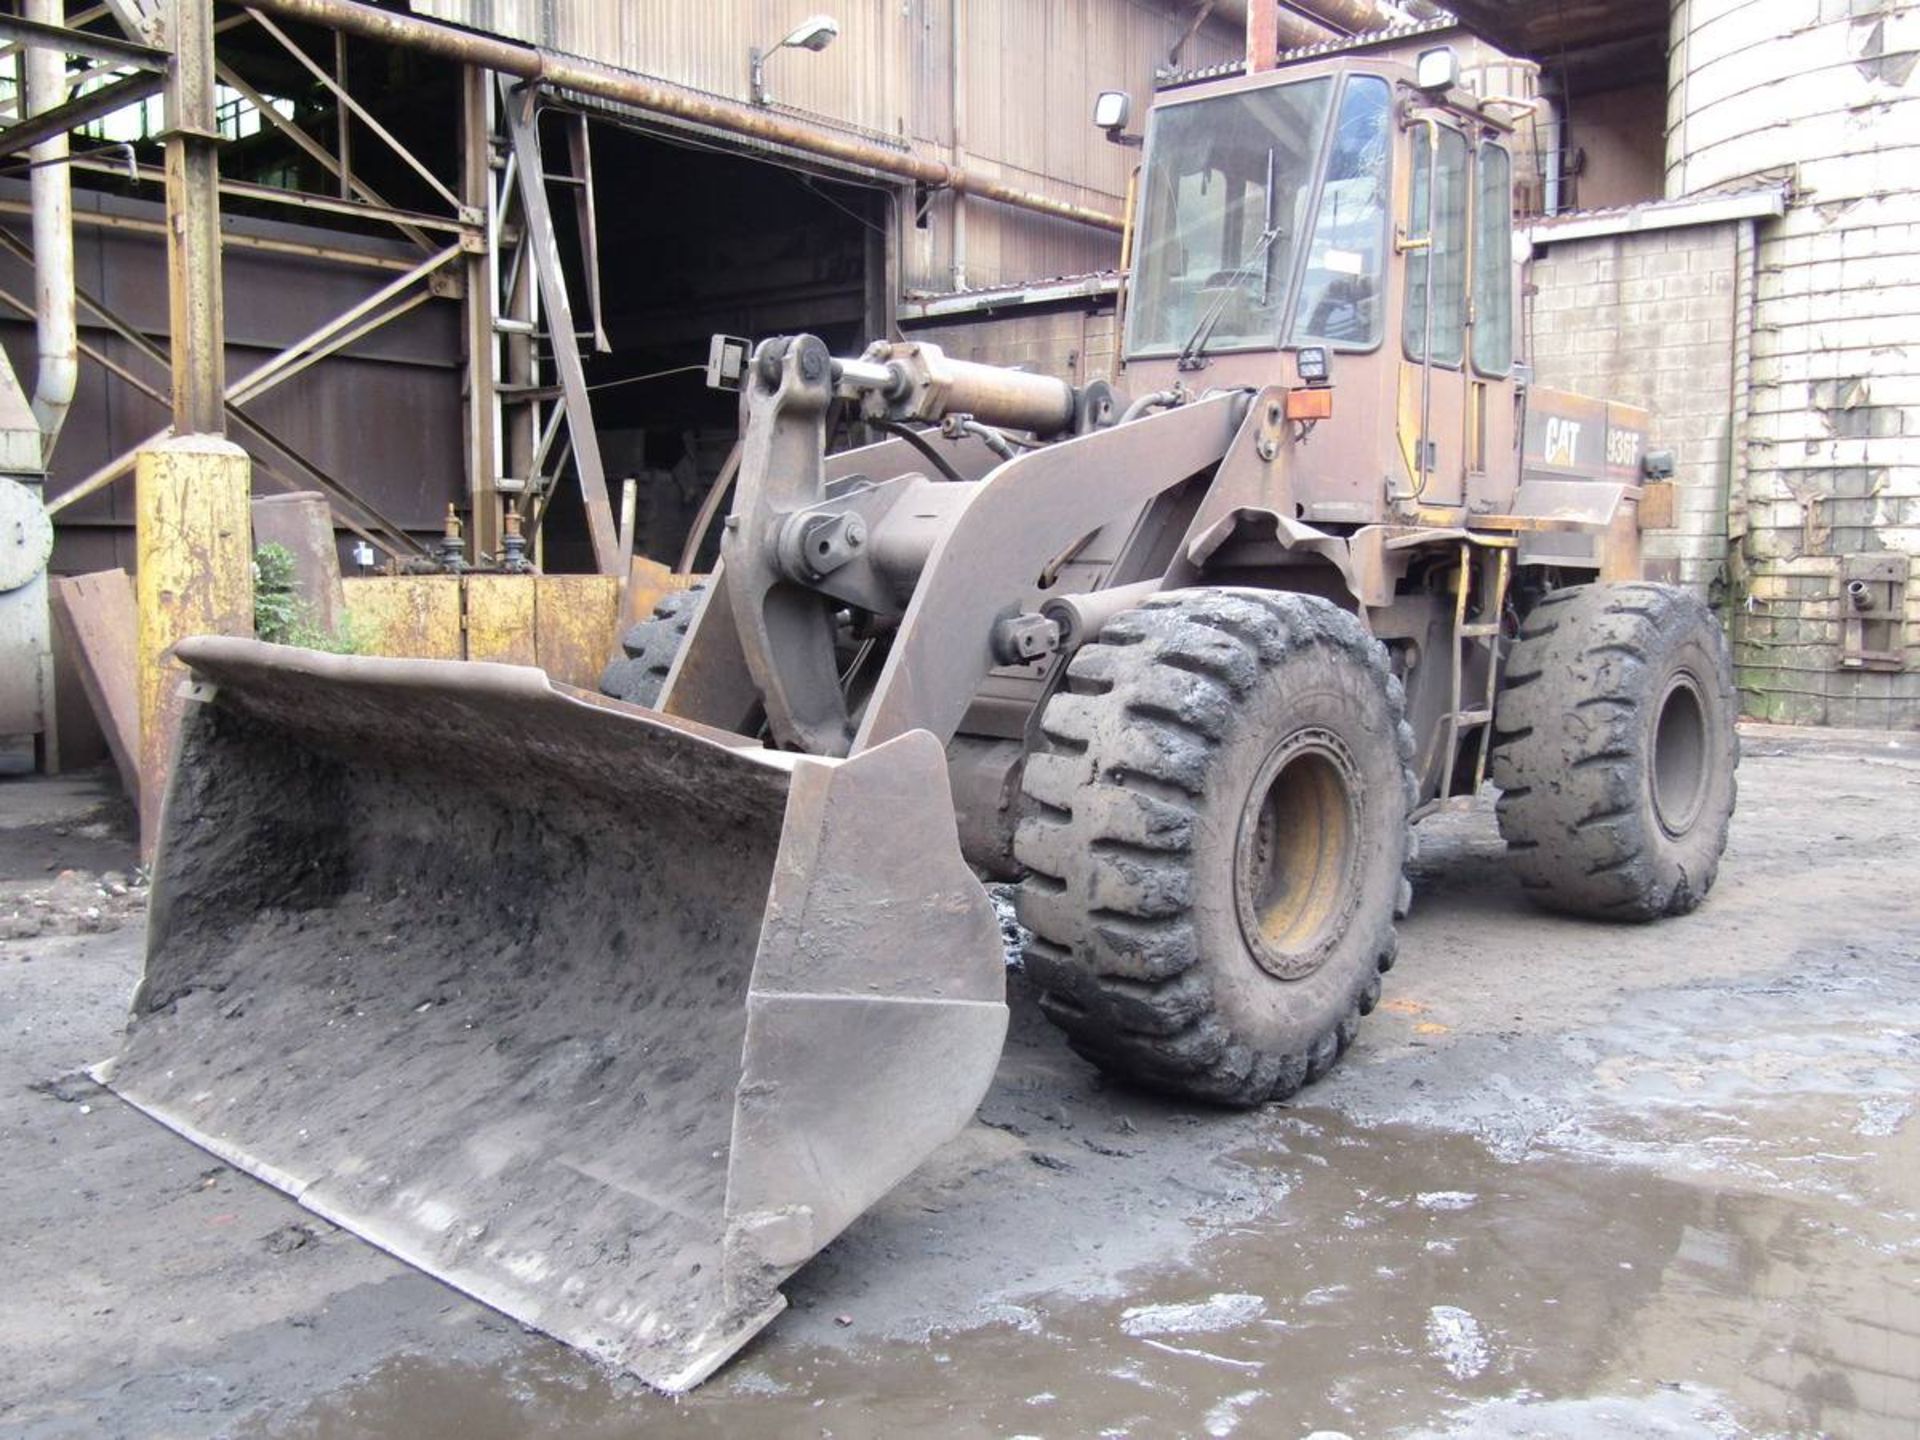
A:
1490 581 1738 919
599 582 708 708
1014 588 1413 1107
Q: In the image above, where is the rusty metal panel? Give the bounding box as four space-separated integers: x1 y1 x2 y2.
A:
49 569 139 796
341 575 463 660
534 573 620 688
343 573 615 684
623 555 702 630
4 179 465 574
464 573 538 666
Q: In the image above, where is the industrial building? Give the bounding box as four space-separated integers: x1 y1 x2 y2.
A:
1 6 1915 1434
1 0 1914 777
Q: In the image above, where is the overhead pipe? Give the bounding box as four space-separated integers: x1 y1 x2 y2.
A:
1285 0 1397 34
241 0 1124 233
26 0 77 459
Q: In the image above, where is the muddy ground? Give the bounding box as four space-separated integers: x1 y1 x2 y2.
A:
1 727 1915 1439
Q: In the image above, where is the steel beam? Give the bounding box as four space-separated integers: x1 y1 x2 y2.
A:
0 198 426 270
460 66 500 559
503 82 618 574
213 59 438 250
0 12 167 69
164 0 224 435
66 155 471 236
245 7 464 214
0 71 163 158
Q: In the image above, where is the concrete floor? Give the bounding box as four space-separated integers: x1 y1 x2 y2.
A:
1 727 1916 1439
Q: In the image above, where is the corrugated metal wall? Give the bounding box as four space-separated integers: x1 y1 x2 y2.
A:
422 1 908 132
418 0 1241 292
1669 0 1920 727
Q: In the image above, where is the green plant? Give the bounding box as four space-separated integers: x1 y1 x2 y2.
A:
253 542 362 654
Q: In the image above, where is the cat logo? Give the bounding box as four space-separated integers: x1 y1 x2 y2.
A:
1543 416 1582 468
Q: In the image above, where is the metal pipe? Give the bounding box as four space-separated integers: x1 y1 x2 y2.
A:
1285 0 1393 35
26 0 76 459
1121 389 1182 424
833 357 898 392
1273 12 1338 48
952 417 1016 461
241 0 1124 234
948 0 967 286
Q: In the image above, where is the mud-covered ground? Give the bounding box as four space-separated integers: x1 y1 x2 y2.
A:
2 727 1916 1439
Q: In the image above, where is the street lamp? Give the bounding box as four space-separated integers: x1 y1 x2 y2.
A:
750 14 840 107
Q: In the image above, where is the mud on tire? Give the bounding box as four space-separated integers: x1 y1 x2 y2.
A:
1490 581 1738 920
599 582 708 709
1014 588 1414 1107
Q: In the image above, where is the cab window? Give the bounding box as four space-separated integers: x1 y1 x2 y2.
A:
1292 75 1392 349
1472 142 1514 376
1126 78 1336 356
1402 125 1469 367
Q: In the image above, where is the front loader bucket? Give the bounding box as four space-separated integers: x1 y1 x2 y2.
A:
98 637 1007 1391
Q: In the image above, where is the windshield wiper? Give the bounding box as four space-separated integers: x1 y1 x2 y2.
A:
1175 222 1284 372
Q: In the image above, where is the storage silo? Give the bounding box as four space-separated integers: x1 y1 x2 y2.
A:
1668 0 1920 726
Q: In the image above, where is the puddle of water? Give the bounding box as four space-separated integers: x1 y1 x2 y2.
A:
252 1110 1919 1440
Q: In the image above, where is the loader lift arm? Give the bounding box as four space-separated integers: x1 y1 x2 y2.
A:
666 333 1252 756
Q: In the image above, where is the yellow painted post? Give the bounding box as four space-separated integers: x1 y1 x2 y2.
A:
136 434 252 855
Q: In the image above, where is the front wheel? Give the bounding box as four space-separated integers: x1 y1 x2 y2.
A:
599 582 708 708
1490 581 1738 919
1014 589 1414 1107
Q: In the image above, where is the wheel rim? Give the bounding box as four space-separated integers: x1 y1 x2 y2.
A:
1234 728 1363 981
1651 670 1710 837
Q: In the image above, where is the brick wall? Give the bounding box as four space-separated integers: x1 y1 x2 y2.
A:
1528 223 1741 595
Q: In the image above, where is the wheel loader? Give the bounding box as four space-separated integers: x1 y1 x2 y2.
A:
100 38 1738 1392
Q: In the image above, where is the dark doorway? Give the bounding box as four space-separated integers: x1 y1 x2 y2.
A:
536 116 891 573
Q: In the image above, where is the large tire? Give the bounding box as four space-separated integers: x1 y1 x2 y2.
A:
599 583 708 708
1490 581 1737 919
1014 589 1414 1107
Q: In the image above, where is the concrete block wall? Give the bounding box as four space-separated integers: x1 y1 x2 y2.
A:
1527 223 1742 593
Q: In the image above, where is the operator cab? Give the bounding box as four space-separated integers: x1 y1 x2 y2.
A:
1111 43 1523 522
